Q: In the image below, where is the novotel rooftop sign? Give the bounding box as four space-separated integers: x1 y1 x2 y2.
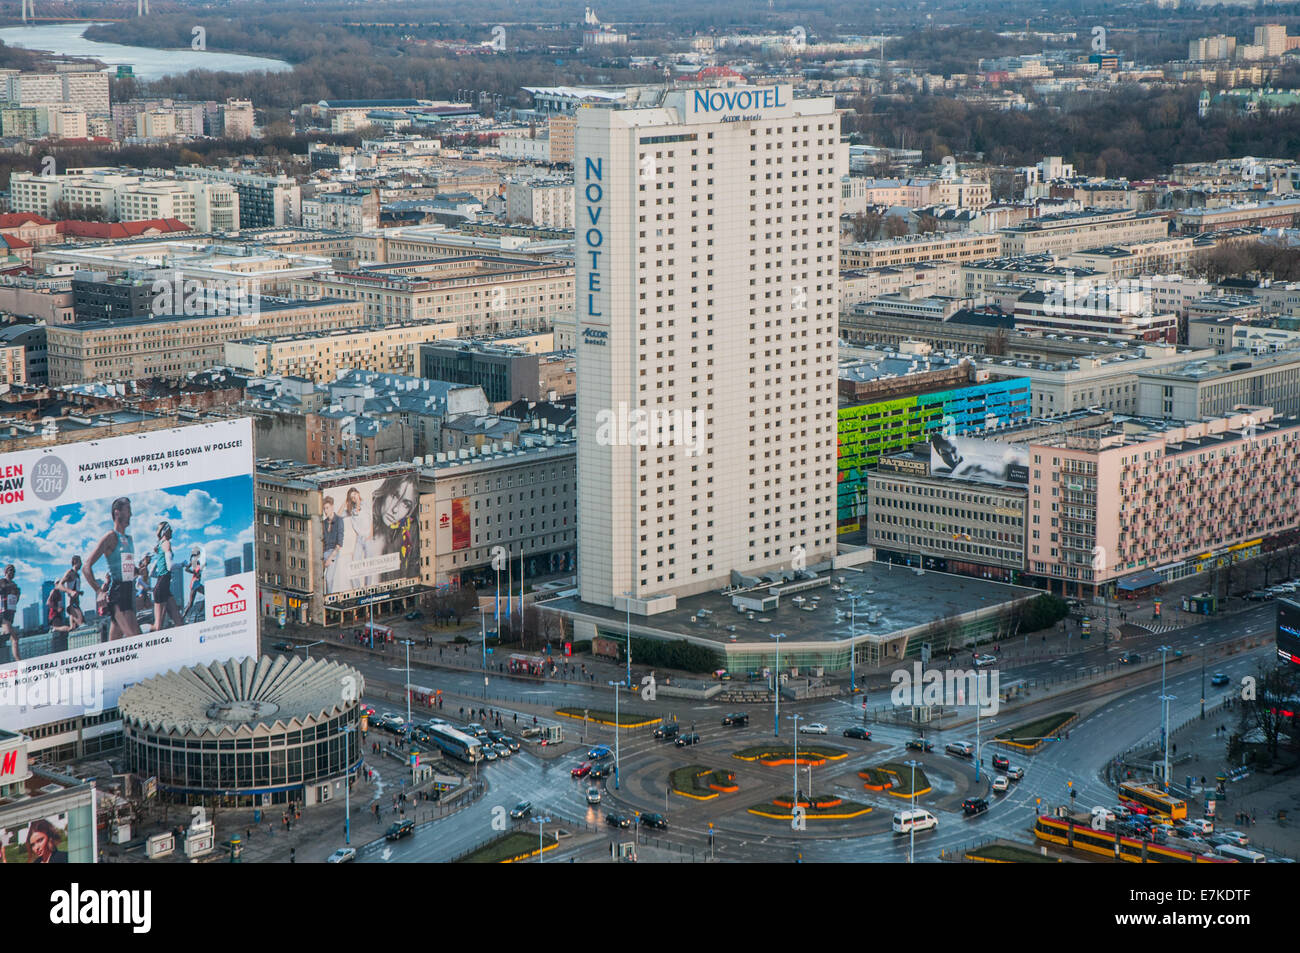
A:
687 85 792 122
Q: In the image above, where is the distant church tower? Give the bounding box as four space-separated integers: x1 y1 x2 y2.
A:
1198 88 1211 118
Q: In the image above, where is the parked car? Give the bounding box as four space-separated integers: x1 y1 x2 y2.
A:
973 653 998 667
721 712 749 727
326 847 356 863
639 813 669 830
1119 652 1143 664
992 775 1009 793
605 812 633 829
586 787 602 805
509 801 532 820
1006 766 1025 782
404 610 424 620
905 738 934 752
385 819 414 841
842 726 871 740
992 754 1010 771
962 797 990 816
653 723 679 740
571 762 592 779
1210 673 1231 687
799 723 828 735
675 732 700 747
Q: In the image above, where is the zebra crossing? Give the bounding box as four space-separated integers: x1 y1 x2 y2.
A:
1130 622 1179 635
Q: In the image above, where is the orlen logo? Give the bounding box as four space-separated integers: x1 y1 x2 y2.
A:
212 583 247 617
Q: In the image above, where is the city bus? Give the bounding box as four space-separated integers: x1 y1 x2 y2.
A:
1118 781 1188 823
426 724 484 764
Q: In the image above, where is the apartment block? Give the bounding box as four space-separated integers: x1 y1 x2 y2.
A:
841 231 1001 269
1135 349 1300 419
997 210 1169 257
224 320 458 381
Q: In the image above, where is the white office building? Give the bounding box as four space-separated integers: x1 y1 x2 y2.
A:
575 84 840 612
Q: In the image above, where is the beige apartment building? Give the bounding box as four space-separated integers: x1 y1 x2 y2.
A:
224 320 458 381
840 231 1001 269
291 257 574 337
47 298 365 383
1026 408 1300 597
997 210 1169 257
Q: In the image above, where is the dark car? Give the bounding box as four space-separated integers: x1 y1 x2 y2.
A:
385 819 414 841
675 732 700 747
653 723 679 740
721 712 749 727
843 726 871 740
1119 652 1143 664
605 812 633 829
962 797 990 816
590 762 616 780
1210 673 1231 687
905 738 934 752
992 754 1010 771
405 610 424 620
639 813 668 830
271 640 294 651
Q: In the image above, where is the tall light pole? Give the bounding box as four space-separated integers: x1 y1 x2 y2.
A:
788 714 801 806
1200 652 1206 720
480 606 489 700
770 633 786 736
342 723 355 845
848 594 858 694
1157 644 1171 753
904 759 922 863
533 814 552 862
1160 693 1176 791
400 639 414 728
623 590 634 688
608 680 621 789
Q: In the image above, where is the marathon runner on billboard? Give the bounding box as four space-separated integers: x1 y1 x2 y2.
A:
83 496 141 641
0 564 20 661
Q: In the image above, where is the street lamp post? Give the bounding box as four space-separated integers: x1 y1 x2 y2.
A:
848 595 858 694
623 590 634 688
400 639 414 728
904 759 922 863
608 680 621 789
769 633 786 736
1157 644 1171 753
480 607 489 700
1200 653 1206 720
534 814 552 862
342 723 355 845
1160 693 1176 790
788 714 801 806
303 639 323 658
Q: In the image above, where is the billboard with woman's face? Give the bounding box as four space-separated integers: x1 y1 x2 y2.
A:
320 468 420 598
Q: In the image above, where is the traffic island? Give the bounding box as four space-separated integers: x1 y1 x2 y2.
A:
995 712 1077 752
747 798 873 820
555 707 661 728
732 745 849 766
860 762 931 797
455 831 559 863
964 843 1062 863
669 765 739 801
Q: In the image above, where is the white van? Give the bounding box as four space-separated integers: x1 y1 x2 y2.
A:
893 809 938 834
1215 844 1265 863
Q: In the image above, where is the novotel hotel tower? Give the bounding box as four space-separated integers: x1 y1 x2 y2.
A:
576 85 840 611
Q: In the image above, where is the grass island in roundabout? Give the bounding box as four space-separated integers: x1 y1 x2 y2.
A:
669 765 739 800
730 744 873 820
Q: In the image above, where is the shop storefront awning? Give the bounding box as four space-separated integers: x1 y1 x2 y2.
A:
323 585 432 613
1117 569 1165 591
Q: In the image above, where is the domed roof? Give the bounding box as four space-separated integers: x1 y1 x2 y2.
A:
119 655 363 737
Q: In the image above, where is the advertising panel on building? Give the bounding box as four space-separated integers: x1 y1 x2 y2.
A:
319 468 419 599
928 433 1030 486
0 418 257 733
1279 598 1300 666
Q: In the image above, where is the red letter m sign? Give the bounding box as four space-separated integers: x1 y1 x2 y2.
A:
1 750 16 776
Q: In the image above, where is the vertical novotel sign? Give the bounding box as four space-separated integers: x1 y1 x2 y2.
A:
583 156 606 325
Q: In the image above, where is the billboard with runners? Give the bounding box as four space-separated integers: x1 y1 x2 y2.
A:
0 418 257 732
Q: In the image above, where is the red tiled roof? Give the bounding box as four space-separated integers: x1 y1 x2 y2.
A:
0 213 53 228
0 234 32 249
56 218 191 238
